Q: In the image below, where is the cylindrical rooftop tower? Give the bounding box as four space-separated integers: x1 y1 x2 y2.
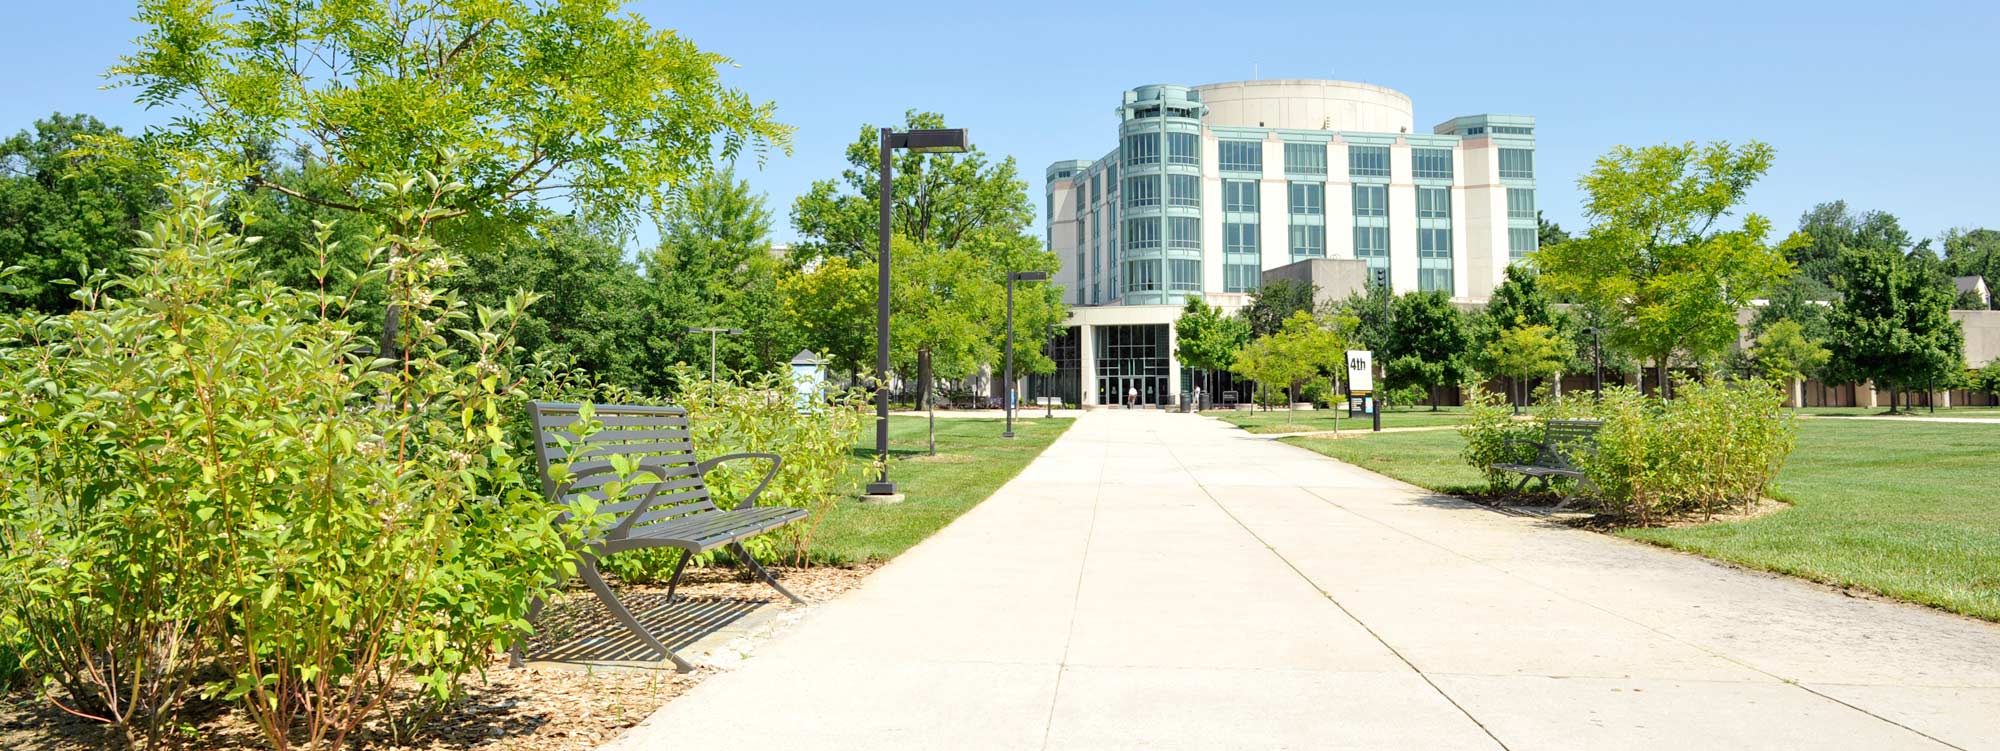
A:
1191 79 1413 133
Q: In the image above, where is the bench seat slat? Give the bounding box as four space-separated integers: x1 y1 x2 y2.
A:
624 507 806 549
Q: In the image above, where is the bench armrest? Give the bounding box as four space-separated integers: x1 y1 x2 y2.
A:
696 452 784 508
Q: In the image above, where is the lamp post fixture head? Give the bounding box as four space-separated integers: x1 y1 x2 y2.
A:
1008 271 1050 283
894 128 970 154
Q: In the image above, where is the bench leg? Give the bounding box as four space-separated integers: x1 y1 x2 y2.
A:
728 541 805 605
580 555 696 672
1511 473 1533 497
662 549 693 604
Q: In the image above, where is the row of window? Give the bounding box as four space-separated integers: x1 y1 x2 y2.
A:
1123 139 1532 181
1122 259 1202 293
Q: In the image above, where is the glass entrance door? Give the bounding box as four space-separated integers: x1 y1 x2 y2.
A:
1095 324 1170 406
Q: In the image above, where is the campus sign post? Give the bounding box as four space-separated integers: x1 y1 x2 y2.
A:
1346 350 1380 432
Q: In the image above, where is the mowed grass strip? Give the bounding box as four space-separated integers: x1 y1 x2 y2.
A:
810 415 1073 565
1284 420 2000 621
1207 406 1472 434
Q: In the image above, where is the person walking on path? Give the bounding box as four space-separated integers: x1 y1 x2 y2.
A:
1126 385 1138 409
1193 385 1204 411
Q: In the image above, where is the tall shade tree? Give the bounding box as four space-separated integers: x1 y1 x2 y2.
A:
781 257 876 378
1471 266 1568 409
1941 227 2000 310
1535 141 1793 395
1785 201 1916 298
457 219 649 385
0 113 163 311
1174 295 1251 395
790 110 1033 265
1382 290 1470 410
1242 278 1318 338
644 169 800 389
1823 247 1965 412
1535 211 1571 249
113 0 790 351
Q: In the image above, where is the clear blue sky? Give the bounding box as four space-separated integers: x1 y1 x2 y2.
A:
4 1 1996 246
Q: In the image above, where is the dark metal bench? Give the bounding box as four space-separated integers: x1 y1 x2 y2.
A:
519 401 805 672
1491 419 1603 500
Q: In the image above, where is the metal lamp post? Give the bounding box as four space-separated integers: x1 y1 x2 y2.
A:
1581 326 1603 398
867 127 970 497
687 326 744 381
1003 270 1050 438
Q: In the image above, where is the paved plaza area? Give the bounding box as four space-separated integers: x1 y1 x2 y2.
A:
604 410 2000 750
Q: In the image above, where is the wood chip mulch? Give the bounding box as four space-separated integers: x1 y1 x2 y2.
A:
0 563 879 751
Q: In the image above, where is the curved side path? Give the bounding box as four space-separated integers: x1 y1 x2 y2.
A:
602 410 2000 751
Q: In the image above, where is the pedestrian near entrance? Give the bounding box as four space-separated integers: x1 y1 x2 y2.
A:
1126 385 1138 409
1193 385 1204 411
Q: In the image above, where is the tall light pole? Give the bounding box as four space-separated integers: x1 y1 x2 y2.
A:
687 326 743 381
1003 270 1050 439
867 127 970 498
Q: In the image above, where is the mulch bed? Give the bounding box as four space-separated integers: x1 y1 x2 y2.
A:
0 563 879 751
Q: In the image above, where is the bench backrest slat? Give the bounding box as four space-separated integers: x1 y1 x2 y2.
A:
1538 419 1603 470
528 402 717 533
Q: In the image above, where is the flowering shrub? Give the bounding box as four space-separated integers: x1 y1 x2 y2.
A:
0 169 588 749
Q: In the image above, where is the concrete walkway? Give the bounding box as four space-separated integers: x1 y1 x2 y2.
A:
603 410 2000 751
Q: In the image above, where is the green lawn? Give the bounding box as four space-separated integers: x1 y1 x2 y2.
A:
1284 421 2000 621
1798 406 2000 419
1206 406 1472 434
810 415 1072 564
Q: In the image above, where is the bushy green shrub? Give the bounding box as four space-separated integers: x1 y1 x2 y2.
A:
596 367 871 582
0 170 588 749
1457 382 1542 492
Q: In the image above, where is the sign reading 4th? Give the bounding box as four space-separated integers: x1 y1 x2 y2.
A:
1346 350 1374 393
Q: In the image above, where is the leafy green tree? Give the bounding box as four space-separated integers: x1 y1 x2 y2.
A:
457 220 650 386
1331 281 1394 354
0 113 162 311
1749 320 1830 408
643 170 801 389
1470 265 1563 378
1942 227 2000 310
1785 201 1916 299
1750 277 1833 341
791 110 1033 265
1535 141 1792 396
1175 295 1251 395
1536 211 1571 249
1485 324 1570 414
1230 314 1330 427
115 0 790 352
1824 248 1965 412
781 257 875 378
1382 290 1470 410
1243 278 1317 338
1973 360 2000 401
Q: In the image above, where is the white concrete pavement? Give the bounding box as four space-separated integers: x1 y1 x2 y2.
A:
601 409 2000 750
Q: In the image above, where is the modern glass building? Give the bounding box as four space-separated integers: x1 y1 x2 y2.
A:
1035 79 1537 407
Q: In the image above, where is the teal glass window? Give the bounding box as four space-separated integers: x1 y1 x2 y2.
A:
1224 222 1259 254
1499 149 1534 179
1124 175 1160 208
1218 140 1262 172
1167 133 1200 166
1493 125 1534 135
1349 145 1390 177
1288 224 1324 258
1168 259 1202 292
1125 259 1160 292
1167 174 1200 208
1124 218 1160 250
1417 187 1451 219
1412 148 1453 180
1354 226 1389 259
1353 184 1387 217
1223 180 1258 212
1124 133 1160 166
1510 227 1538 260
1288 183 1323 215
1283 143 1327 176
1167 217 1201 250
1225 263 1262 293
1507 188 1535 220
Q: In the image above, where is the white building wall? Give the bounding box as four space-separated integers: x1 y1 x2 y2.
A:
1194 79 1415 133
1326 139 1354 260
1387 138 1419 292
1048 177 1081 304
